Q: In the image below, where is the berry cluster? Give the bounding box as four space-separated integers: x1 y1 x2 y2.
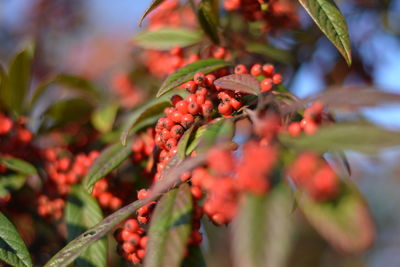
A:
287 101 328 137
37 150 104 220
287 152 339 201
247 63 282 92
223 0 298 32
92 178 125 211
114 218 147 264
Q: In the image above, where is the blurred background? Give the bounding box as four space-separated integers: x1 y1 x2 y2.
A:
1 0 400 266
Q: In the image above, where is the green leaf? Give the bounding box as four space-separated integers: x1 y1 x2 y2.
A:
197 0 220 44
181 245 206 267
177 123 198 160
231 185 295 267
214 74 260 95
0 157 36 175
138 0 166 26
245 43 294 64
83 141 132 193
65 186 107 267
31 74 98 109
44 156 206 267
279 123 400 154
298 0 352 65
120 93 175 145
43 98 94 129
0 212 33 267
144 183 193 267
156 59 231 97
0 175 26 198
91 102 119 133
186 118 235 154
296 182 374 253
0 45 34 116
134 28 203 50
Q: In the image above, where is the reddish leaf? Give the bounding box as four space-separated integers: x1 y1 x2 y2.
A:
214 74 260 95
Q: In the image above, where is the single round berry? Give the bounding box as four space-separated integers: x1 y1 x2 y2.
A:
288 122 302 137
218 102 233 115
175 100 189 114
260 78 273 92
170 124 184 139
250 63 262 76
194 72 205 86
170 94 183 105
272 73 282 85
234 64 248 74
171 111 183 123
188 102 200 115
183 81 197 93
262 64 274 76
182 114 194 128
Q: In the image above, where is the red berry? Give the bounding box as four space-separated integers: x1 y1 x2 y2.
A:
122 242 136 253
171 112 183 123
170 95 183 105
262 64 274 76
181 114 194 128
234 64 248 74
186 94 197 103
218 102 233 115
191 186 203 200
166 138 178 150
272 73 282 85
196 94 205 105
170 124 184 139
194 72 205 85
139 236 148 249
205 74 216 86
250 63 262 76
183 81 197 93
188 102 200 115
137 189 149 200
230 98 242 110
202 100 214 117
260 78 273 92
175 100 189 114
124 219 139 232
288 122 302 137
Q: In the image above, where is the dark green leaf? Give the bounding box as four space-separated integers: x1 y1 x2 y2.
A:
214 74 260 95
44 155 206 267
0 212 33 267
180 245 206 267
298 0 352 65
83 141 132 193
186 118 235 154
197 0 220 44
177 123 197 160
279 123 400 154
31 74 98 109
156 59 231 97
0 157 36 175
134 28 203 50
65 186 107 267
44 98 94 129
91 102 119 133
296 182 374 253
0 45 34 116
120 93 175 145
138 0 166 26
246 43 294 64
144 183 193 267
232 185 295 267
0 175 26 198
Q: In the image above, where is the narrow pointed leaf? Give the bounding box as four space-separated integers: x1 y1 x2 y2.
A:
0 157 36 175
134 28 203 50
65 185 107 267
156 59 231 97
91 102 119 133
181 245 206 267
197 0 220 44
0 175 27 198
296 182 375 253
1 45 34 116
138 0 166 26
83 141 132 193
279 123 400 154
186 118 235 154
231 185 295 267
144 183 193 267
120 92 178 145
0 212 33 267
214 74 260 95
298 0 352 65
